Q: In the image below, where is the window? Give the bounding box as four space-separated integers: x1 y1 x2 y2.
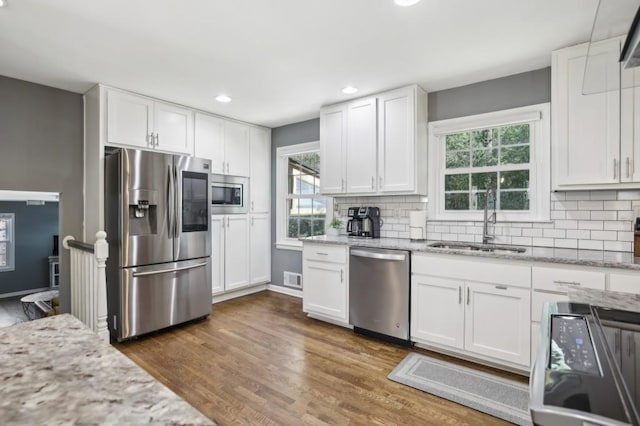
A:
428 104 550 222
276 141 332 250
0 213 15 272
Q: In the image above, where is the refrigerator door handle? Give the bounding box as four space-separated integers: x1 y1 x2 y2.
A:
173 164 180 239
132 262 207 277
167 164 175 238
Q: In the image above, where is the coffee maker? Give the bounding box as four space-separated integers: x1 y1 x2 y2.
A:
346 207 382 238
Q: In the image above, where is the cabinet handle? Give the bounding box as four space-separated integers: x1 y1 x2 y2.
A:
371 176 375 190
553 280 580 286
147 133 154 147
251 200 254 212
495 285 508 290
379 176 384 189
627 157 631 178
340 269 344 283
466 287 470 305
227 217 230 227
316 252 328 256
614 158 618 180
629 334 633 357
458 286 462 305
251 216 254 226
155 133 159 147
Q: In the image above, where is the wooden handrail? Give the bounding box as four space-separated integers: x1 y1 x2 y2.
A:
62 236 94 253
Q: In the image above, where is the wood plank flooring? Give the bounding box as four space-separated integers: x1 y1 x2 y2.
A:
115 291 527 425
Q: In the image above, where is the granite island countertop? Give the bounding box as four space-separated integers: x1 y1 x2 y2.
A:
0 314 214 425
302 235 640 271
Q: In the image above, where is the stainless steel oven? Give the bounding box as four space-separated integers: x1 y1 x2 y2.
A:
210 174 249 214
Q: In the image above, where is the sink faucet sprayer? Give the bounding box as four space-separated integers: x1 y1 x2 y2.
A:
482 188 497 245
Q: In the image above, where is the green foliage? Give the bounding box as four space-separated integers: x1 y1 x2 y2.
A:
327 218 342 229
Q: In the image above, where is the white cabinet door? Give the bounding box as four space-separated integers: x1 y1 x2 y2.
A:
531 322 541 366
464 282 531 366
411 275 464 349
553 39 621 188
250 213 270 284
378 87 415 193
346 97 377 193
224 121 251 177
320 104 347 194
194 113 225 173
211 215 225 295
302 260 347 322
224 215 250 290
154 101 194 155
250 127 271 213
106 90 154 149
621 66 640 183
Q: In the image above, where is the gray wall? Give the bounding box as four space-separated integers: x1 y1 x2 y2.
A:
0 76 84 311
270 68 551 285
270 118 320 287
0 201 59 295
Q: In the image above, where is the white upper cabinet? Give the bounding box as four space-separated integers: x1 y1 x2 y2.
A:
224 121 251 177
320 103 347 194
194 113 225 173
621 65 640 183
250 127 271 213
346 97 378 194
319 85 427 196
106 89 193 155
378 86 424 193
106 90 154 149
153 101 194 155
552 37 640 189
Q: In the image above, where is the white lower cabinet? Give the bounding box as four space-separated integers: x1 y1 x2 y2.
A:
464 282 531 367
212 215 250 294
249 214 270 285
411 253 531 369
531 322 541 365
302 244 349 325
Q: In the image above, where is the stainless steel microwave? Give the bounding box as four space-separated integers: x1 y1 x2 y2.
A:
210 174 249 214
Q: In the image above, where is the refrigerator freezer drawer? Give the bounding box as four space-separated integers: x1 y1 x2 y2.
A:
115 257 212 340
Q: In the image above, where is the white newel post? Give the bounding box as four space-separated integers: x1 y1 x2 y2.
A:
94 231 109 343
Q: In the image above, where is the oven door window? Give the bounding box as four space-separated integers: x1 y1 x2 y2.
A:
182 171 209 232
211 184 243 206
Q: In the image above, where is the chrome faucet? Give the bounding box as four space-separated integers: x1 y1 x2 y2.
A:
482 188 497 245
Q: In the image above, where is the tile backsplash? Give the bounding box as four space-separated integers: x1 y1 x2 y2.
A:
335 190 640 252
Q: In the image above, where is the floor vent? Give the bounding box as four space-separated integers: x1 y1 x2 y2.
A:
283 271 302 289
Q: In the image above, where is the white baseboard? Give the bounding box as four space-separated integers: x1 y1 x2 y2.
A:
267 284 302 298
307 312 353 329
0 287 51 299
211 284 268 304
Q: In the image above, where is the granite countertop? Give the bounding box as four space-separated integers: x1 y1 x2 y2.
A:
303 235 640 271
0 314 214 425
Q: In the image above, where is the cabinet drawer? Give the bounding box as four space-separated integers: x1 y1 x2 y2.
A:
303 244 347 264
609 271 640 294
532 266 605 292
412 253 531 288
531 290 570 322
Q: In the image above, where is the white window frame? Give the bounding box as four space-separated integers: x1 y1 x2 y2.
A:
0 213 15 272
428 103 551 222
276 141 333 250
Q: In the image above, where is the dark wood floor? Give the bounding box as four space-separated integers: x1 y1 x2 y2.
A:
115 291 526 425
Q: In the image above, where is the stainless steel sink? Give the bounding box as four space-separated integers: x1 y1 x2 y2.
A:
428 242 526 254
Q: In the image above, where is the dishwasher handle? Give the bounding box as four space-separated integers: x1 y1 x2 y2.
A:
351 249 407 261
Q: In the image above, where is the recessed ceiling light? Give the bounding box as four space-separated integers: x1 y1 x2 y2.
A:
394 0 421 6
341 86 358 95
0 0 8 8
215 95 231 103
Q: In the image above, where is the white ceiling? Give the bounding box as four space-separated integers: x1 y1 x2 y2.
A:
0 0 600 128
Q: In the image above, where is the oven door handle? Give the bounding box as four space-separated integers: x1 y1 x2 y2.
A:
351 250 406 261
132 262 207 277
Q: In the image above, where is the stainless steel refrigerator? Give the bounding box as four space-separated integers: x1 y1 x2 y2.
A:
105 148 212 341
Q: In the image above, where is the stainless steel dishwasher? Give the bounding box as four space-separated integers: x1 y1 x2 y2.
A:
349 247 411 345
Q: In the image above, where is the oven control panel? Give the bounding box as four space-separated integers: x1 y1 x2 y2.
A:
550 315 601 376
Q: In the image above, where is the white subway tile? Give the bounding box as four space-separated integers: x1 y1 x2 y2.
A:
554 239 578 249
589 230 617 241
603 221 632 231
543 229 566 239
617 190 640 200
604 241 632 252
398 231 410 239
550 211 566 220
618 211 635 221
590 190 617 200
434 225 449 233
426 232 442 240
550 192 566 201
578 220 604 230
384 230 399 238
505 227 522 237
511 236 533 246
565 210 591 220
493 236 511 245
441 233 458 241
450 226 466 234
578 200 603 210
466 226 483 234
618 231 634 242
565 191 591 201
554 201 578 210
590 210 618 220
553 220 578 230
458 234 475 243
522 228 543 237
566 229 591 239
604 200 631 211
579 240 604 250
532 237 554 247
